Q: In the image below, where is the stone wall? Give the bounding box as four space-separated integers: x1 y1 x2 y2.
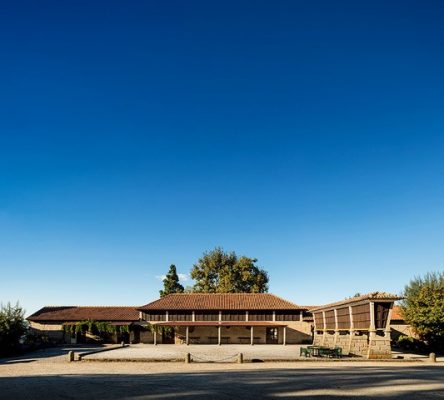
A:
29 322 65 342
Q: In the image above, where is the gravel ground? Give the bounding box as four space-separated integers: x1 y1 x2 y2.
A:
1 347 443 399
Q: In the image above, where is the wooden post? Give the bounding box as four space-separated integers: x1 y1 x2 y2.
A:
68 351 74 362
185 353 191 363
250 326 254 345
218 325 221 346
186 326 189 345
283 326 287 346
237 353 243 364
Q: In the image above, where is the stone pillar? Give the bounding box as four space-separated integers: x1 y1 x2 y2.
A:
250 326 254 345
283 326 287 346
218 325 221 346
333 308 339 347
237 353 243 364
185 353 191 363
321 311 327 346
186 326 189 345
154 330 157 345
300 310 303 322
219 311 222 322
385 304 393 338
165 311 169 322
348 305 354 355
246 311 249 322
272 311 276 322
192 311 195 322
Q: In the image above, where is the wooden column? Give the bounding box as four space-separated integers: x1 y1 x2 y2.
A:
250 326 254 345
186 326 189 345
218 325 221 346
165 311 169 322
154 330 157 345
283 326 287 346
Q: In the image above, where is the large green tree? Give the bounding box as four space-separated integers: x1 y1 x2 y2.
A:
159 264 184 297
0 302 26 357
190 247 269 293
401 272 444 352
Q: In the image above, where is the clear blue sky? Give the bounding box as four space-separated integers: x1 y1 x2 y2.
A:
1 1 443 315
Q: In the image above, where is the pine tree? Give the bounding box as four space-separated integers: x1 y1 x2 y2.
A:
159 265 184 297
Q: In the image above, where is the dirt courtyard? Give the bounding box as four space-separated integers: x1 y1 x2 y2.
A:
0 347 443 399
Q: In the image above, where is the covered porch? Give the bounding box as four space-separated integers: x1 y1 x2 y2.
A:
151 321 289 345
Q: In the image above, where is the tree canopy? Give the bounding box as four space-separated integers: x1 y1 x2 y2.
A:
401 272 444 352
190 247 269 293
0 302 26 357
159 264 184 297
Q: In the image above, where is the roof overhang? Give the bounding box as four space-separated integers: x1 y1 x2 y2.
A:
151 321 287 327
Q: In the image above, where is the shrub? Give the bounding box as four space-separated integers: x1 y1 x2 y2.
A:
0 302 26 357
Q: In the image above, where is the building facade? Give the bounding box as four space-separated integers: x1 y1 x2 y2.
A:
138 293 313 345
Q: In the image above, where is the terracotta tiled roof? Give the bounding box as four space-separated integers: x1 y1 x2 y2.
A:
391 305 404 320
310 292 401 312
139 293 302 311
27 306 140 322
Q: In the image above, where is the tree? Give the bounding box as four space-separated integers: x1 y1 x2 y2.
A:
159 264 184 297
401 272 444 352
0 302 26 357
190 247 269 293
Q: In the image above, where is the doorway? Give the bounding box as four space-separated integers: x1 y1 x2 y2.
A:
266 327 278 344
162 328 175 344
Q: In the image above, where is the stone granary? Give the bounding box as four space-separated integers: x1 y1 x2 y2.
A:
310 292 401 359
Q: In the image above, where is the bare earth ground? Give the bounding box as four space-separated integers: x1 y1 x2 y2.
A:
0 346 443 399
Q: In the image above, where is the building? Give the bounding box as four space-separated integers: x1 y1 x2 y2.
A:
27 292 404 355
310 292 400 359
390 305 417 341
27 293 313 345
138 293 313 345
27 306 140 344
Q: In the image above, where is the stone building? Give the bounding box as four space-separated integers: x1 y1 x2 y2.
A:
27 306 140 344
138 293 313 345
310 292 400 359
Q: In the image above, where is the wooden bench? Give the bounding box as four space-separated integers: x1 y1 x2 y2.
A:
238 336 260 344
207 336 230 344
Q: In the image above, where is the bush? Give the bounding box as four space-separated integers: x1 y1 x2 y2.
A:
0 302 26 357
402 272 444 353
396 335 428 353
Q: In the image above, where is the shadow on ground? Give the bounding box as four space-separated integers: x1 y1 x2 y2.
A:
1 366 444 399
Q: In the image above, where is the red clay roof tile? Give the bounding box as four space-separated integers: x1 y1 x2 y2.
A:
27 306 139 322
138 293 302 311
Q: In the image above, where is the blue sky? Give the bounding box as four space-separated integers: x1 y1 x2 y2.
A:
1 1 443 314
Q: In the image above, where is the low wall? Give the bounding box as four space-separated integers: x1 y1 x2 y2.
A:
313 330 392 359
